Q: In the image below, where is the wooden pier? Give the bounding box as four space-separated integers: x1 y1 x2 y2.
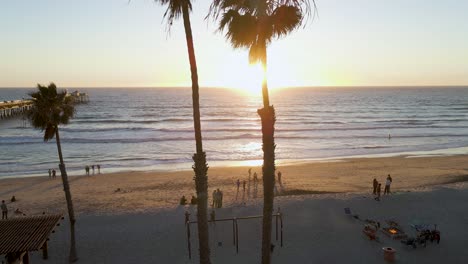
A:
0 91 89 120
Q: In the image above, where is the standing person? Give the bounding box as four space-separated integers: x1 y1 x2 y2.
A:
52 169 56 179
218 188 223 208
385 174 392 194
375 184 382 201
277 171 282 185
91 165 95 175
248 168 252 178
48 169 52 179
212 189 217 208
253 172 258 187
373 178 378 195
1 200 7 220
236 179 240 193
85 165 89 176
242 180 246 193
97 164 101 174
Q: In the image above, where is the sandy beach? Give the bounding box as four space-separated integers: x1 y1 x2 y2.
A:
1 155 468 263
1 155 467 216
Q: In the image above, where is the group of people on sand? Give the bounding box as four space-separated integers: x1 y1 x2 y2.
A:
48 168 57 179
85 164 101 175
373 174 393 201
180 195 198 205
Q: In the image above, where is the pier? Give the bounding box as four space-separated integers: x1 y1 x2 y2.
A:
0 91 89 120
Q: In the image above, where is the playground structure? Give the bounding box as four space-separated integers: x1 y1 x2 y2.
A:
185 208 284 260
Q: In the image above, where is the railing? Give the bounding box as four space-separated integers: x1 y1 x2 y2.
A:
0 92 89 120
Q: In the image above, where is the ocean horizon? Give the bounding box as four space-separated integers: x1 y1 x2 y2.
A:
1 86 467 178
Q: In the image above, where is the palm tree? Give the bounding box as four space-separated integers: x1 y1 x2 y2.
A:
154 1 211 263
208 1 314 263
28 83 78 263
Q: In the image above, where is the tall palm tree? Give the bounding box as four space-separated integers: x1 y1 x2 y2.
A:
154 1 211 263
28 83 78 263
208 1 314 263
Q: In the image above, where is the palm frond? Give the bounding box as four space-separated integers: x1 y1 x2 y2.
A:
28 83 75 141
270 5 302 39
222 11 258 49
155 0 192 31
43 124 56 142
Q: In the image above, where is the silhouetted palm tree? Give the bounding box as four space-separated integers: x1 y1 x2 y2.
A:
28 83 78 263
155 1 211 263
208 1 314 263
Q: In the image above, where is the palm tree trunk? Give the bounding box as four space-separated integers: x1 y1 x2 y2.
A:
182 3 211 264
55 128 78 263
258 51 276 264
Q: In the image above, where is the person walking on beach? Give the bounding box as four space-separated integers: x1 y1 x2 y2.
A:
253 172 258 187
48 169 52 179
375 184 382 201
384 174 392 195
91 165 95 175
85 165 90 176
52 169 56 179
1 200 8 219
277 171 282 185
236 179 241 193
373 178 378 195
242 180 246 193
217 188 223 208
97 164 101 174
212 189 217 208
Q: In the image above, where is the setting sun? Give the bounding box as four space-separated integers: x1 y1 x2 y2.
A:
211 62 266 94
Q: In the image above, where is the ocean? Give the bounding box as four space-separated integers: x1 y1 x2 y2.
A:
1 87 467 178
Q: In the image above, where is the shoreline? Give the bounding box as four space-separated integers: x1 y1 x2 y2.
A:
2 145 468 180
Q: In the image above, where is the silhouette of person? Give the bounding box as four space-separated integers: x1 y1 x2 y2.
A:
373 178 378 195
218 189 223 208
375 184 382 201
185 211 190 224
180 195 187 205
1 200 8 219
190 195 198 205
384 174 392 194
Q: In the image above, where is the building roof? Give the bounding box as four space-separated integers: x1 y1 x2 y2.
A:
0 214 63 254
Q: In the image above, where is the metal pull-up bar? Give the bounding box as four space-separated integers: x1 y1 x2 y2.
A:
185 208 284 260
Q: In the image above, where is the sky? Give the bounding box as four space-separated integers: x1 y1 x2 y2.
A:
1 0 468 89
